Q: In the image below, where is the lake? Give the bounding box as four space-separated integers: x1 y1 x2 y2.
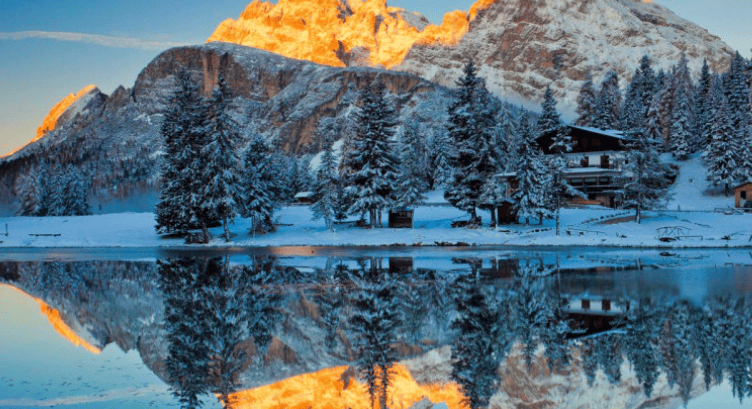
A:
1 248 752 409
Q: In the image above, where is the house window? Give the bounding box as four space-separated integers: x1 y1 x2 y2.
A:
581 299 591 310
742 191 748 200
602 300 611 311
580 157 589 167
600 177 612 185
570 178 583 186
585 177 598 186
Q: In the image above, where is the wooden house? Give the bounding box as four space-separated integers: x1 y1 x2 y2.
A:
293 191 315 204
735 182 752 209
536 125 628 207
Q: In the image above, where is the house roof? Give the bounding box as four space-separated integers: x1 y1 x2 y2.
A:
734 181 752 190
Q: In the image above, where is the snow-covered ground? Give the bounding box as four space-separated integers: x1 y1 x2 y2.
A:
1 155 748 249
1 204 750 249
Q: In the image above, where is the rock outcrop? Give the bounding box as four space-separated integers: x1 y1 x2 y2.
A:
210 0 736 114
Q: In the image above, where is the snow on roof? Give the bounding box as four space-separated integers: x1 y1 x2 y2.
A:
563 168 622 175
569 126 626 140
734 181 752 190
294 191 314 198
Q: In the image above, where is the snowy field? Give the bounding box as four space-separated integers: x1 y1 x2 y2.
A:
0 203 750 249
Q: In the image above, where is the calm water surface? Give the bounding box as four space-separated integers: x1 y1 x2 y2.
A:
1 248 752 409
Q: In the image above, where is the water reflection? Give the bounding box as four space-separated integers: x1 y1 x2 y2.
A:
1 253 752 408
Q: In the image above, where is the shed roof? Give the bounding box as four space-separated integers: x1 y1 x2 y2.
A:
734 181 752 190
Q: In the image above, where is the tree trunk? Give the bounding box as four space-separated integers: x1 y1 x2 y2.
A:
223 216 230 242
490 207 497 228
636 205 641 224
555 197 561 236
202 222 209 244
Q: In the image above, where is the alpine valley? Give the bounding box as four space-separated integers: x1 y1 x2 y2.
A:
0 0 736 210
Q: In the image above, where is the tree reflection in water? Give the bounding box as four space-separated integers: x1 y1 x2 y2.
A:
5 256 750 409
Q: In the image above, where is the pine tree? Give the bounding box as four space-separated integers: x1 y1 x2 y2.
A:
240 135 276 236
654 69 676 148
694 60 714 146
395 122 428 209
345 81 400 228
201 76 242 242
537 86 561 134
593 70 622 130
311 133 340 231
670 53 695 159
548 127 583 235
575 76 597 127
724 52 749 129
155 70 206 236
513 122 551 224
618 126 669 223
621 55 656 133
445 61 500 225
14 164 45 216
704 102 738 196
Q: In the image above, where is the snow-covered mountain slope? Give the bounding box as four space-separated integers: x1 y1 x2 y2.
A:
210 0 735 114
0 42 449 205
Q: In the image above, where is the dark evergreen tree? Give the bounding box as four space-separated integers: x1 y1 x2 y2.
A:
345 81 400 228
618 125 669 223
445 61 500 225
621 55 656 133
513 122 551 225
312 133 340 231
201 76 242 242
240 135 276 236
575 75 597 127
704 101 738 196
694 59 715 146
396 121 428 209
670 54 695 159
537 86 561 134
593 70 622 130
155 70 206 236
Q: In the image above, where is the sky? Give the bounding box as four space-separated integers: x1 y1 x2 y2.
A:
0 0 750 156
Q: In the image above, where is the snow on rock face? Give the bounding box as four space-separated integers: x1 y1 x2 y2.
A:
209 0 734 116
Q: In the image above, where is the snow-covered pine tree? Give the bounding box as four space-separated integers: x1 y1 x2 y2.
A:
512 122 551 225
548 126 583 235
670 53 695 159
575 75 597 127
704 101 739 196
311 133 339 231
428 128 453 189
14 164 43 216
346 80 400 228
240 135 276 236
201 75 243 242
618 124 669 224
694 60 715 145
724 52 750 129
395 121 428 209
621 55 656 132
46 166 90 216
593 70 622 130
444 61 500 225
497 105 518 161
155 70 205 236
537 86 561 134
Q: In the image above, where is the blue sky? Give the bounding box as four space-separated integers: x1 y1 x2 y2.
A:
0 0 750 155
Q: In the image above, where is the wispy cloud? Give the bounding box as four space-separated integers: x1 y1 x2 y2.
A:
0 30 193 50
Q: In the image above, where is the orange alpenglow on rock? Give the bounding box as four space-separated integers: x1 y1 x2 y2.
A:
35 84 98 141
208 0 497 68
226 364 467 409
1 284 102 355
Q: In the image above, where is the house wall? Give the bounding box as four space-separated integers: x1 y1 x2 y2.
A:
736 184 752 208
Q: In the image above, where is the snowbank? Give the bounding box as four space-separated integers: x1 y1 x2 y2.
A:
1 205 750 249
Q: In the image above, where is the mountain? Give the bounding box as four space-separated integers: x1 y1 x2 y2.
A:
209 0 735 113
0 42 449 211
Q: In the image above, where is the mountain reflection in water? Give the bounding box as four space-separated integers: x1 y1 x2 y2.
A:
1 252 751 409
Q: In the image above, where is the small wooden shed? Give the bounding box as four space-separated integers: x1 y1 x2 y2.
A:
293 191 315 204
388 207 414 228
735 182 752 208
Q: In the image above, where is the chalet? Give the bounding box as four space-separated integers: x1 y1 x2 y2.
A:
735 182 752 209
293 191 315 204
536 125 629 208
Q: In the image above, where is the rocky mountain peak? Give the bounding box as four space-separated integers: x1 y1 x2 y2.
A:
209 0 735 114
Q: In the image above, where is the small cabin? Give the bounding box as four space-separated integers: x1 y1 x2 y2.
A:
388 207 414 228
293 191 315 204
735 182 752 209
